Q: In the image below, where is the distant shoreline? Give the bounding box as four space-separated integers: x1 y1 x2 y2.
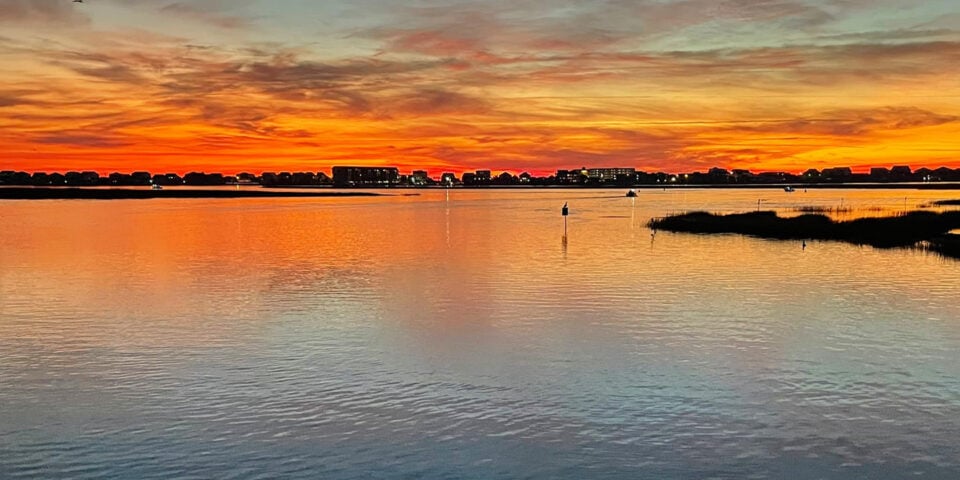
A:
3 184 960 200
0 188 385 200
428 183 960 190
589 183 960 190
225 182 960 190
273 182 960 190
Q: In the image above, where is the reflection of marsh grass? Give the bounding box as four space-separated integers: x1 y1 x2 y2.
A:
929 234 960 257
792 206 855 214
649 210 960 258
791 205 890 214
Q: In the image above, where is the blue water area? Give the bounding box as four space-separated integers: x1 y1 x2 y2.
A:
2 189 960 479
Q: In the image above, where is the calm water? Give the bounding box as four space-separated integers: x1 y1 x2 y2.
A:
2 188 960 479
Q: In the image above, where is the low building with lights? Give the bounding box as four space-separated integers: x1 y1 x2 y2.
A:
332 166 400 187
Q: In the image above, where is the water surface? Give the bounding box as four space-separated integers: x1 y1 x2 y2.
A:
2 188 959 479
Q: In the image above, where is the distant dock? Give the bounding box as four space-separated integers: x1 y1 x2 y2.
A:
0 188 385 200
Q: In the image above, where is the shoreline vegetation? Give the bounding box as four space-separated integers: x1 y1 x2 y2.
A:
648 210 960 258
0 188 385 200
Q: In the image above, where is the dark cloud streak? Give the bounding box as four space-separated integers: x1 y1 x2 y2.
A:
0 0 88 25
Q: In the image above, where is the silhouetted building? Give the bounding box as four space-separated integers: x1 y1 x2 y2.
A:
891 166 912 180
494 172 517 185
556 168 588 184
236 172 258 184
821 167 853 181
410 170 432 186
0 171 31 185
440 172 458 186
131 171 152 185
183 172 225 185
290 172 316 185
870 167 890 181
30 172 48 185
10 163 960 190
916 167 934 182
707 167 728 180
332 166 399 187
34 172 66 185
64 171 100 186
731 169 755 183
933 167 958 181
802 169 820 181
756 172 788 183
152 173 183 186
462 170 492 186
688 172 709 184
587 167 635 182
635 171 662 184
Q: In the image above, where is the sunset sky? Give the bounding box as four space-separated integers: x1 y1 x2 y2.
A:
1 0 959 175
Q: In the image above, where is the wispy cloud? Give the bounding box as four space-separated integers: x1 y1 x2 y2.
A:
158 2 250 29
729 107 959 137
0 0 89 25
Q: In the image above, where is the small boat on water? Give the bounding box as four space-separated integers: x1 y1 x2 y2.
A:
626 189 638 197
783 186 795 192
151 184 163 190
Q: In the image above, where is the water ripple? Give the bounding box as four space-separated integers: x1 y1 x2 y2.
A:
2 190 960 479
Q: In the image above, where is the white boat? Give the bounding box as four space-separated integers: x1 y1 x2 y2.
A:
151 184 163 190
783 186 795 192
626 189 638 197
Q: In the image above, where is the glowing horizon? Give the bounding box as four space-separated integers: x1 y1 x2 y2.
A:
1 0 959 176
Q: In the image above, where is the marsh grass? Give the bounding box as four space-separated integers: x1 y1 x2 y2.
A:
649 210 960 257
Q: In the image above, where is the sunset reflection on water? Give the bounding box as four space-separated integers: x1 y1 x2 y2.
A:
2 189 960 479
